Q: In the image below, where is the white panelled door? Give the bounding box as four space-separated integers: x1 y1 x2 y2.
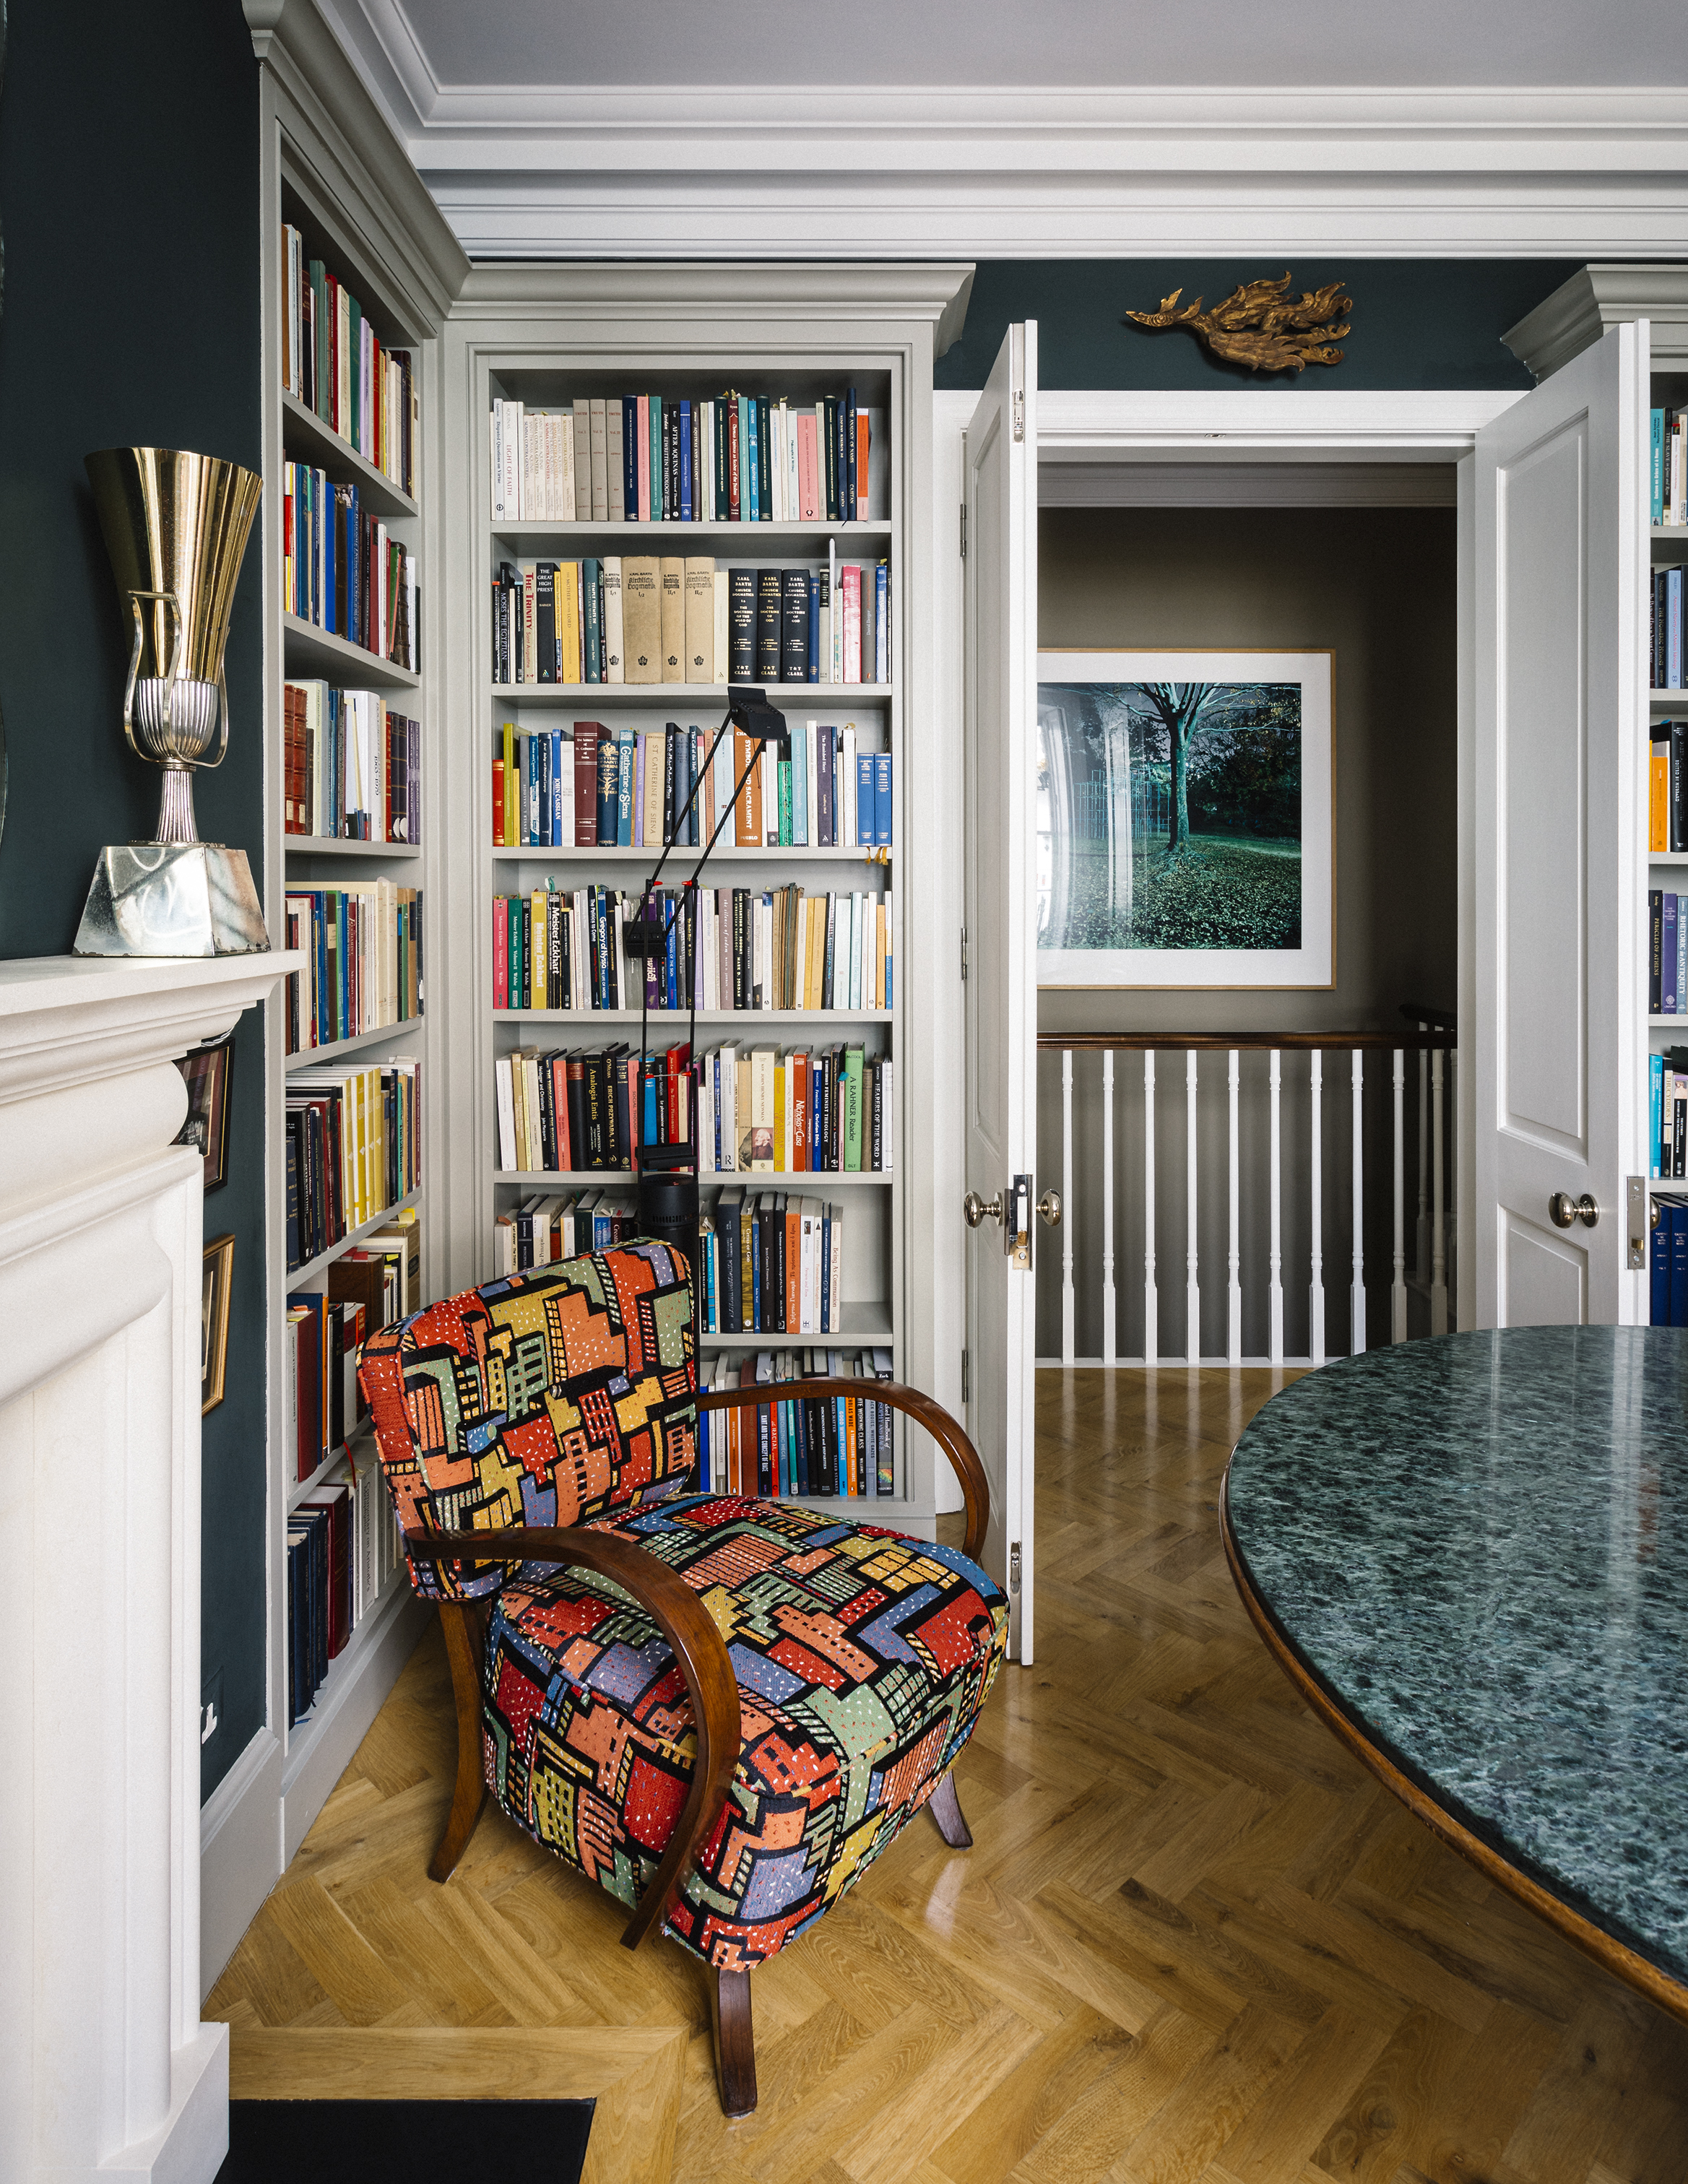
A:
1473 321 1646 1326
962 322 1039 1661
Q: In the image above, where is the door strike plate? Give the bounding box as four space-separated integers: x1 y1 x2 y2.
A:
1627 1174 1647 1272
1007 1173 1032 1269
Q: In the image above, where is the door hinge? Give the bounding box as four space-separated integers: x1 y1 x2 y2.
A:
961 1349 969 1404
1008 1542 1022 1594
960 925 969 981
1012 391 1025 443
959 500 967 558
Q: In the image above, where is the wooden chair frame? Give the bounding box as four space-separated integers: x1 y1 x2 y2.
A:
405 1376 992 2118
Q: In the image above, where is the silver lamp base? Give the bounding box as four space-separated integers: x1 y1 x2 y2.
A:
74 843 270 957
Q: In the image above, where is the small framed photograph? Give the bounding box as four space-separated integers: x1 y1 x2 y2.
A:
202 1233 234 1415
1036 649 1335 988
176 1035 234 1192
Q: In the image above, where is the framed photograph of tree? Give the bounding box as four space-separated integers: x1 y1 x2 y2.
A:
1035 650 1334 987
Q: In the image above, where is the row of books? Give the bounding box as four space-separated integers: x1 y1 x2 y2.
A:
698 1352 896 1500
287 1443 405 1726
1650 1052 1688 1176
282 884 423 1055
493 885 892 1015
490 391 873 526
285 1061 421 1272
1655 567 1684 690
495 1041 891 1176
698 1191 847 1335
1648 893 1688 1016
281 225 417 498
286 1230 413 1481
494 719 889 851
493 554 888 689
283 680 421 843
1653 407 1686 527
284 463 420 672
495 1190 637 1273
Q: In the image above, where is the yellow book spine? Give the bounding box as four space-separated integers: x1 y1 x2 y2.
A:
531 891 547 1010
774 1059 786 1173
1653 749 1671 854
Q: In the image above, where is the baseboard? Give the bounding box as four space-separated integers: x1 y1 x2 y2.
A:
199 1728 283 2003
1035 1355 1321 1369
97 2021 229 2183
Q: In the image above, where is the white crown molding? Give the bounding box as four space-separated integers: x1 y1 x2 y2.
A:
312 1 1688 259
1036 388 1521 460
1503 260 1688 376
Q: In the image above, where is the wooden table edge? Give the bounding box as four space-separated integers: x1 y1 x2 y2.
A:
1217 1454 1688 2030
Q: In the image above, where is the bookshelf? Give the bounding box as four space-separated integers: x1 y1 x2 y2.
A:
438 268 971 1535
1645 341 1688 1213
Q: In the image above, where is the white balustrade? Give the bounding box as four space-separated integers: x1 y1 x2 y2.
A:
1040 1031 1455 1367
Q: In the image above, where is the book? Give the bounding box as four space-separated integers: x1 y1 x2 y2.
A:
623 556 661 683
659 555 685 682
756 568 783 683
684 557 715 682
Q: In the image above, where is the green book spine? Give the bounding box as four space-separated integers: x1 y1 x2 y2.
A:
309 261 329 423
583 557 602 685
842 1045 864 1171
649 395 663 521
347 296 362 452
778 758 792 846
510 893 524 1010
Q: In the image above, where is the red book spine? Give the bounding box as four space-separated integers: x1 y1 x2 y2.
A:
856 413 870 520
727 400 740 522
792 1052 808 1170
552 1054 571 1170
493 894 508 1010
573 722 600 846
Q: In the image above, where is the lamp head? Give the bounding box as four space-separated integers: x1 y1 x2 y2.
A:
726 686 788 743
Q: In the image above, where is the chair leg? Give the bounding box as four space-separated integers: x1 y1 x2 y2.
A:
430 1602 490 1884
927 1769 973 1849
709 1967 758 2118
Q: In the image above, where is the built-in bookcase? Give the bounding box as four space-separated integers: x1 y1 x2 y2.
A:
439 273 969 1535
213 26 465 1951
1648 337 1688 1202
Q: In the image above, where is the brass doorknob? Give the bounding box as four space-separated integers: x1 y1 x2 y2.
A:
1549 1192 1600 1229
964 1191 1003 1228
1037 1190 1062 1228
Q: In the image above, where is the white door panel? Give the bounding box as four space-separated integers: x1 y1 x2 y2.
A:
1474 321 1645 1325
963 321 1038 1661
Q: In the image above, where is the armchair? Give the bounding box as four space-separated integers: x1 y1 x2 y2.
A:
359 1239 1007 2116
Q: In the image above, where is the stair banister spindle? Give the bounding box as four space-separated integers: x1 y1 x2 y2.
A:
1268 1050 1284 1366
1226 1050 1242 1364
1185 1049 1200 1367
1416 1031 1432 1285
1101 1050 1116 1366
1431 1046 1448 1335
1061 1049 1075 1366
1391 1049 1407 1343
1310 1051 1325 1367
1350 1048 1366 1356
1143 1051 1158 1366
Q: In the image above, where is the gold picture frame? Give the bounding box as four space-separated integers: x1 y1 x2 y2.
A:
202 1233 235 1414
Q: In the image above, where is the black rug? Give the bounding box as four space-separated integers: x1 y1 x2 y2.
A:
215 2099 594 2183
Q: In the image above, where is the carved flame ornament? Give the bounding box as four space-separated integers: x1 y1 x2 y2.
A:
1126 272 1353 374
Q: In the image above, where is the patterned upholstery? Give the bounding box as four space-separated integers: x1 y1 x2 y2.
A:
360 1242 698 1600
360 1244 1008 1969
487 1493 1008 1967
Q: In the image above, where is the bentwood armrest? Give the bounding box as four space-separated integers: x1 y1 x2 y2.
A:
696 1377 990 1562
403 1523 743 1951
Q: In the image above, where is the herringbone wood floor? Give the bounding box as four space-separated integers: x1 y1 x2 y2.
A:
208 1370 1688 2183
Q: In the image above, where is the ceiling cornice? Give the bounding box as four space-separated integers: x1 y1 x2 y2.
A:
314 0 1688 260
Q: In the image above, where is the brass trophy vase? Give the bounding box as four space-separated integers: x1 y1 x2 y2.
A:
74 446 269 955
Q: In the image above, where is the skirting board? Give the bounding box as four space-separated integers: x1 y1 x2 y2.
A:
1036 1356 1320 1369
281 1583 428 1868
200 1727 283 2001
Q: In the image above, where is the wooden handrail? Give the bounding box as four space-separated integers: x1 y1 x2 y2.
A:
1036 1030 1455 1053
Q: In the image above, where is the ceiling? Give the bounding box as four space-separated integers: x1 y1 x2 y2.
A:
345 0 1686 93
316 0 1688 261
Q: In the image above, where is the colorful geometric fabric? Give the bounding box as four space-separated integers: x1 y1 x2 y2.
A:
485 1493 1008 1967
360 1243 1008 1968
359 1242 698 1600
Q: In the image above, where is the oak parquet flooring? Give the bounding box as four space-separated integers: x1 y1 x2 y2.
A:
206 1367 1688 2183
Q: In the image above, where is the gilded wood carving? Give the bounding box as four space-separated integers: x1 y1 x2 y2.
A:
1127 272 1352 373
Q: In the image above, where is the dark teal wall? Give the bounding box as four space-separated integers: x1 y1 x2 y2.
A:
935 259 1580 389
0 0 266 1800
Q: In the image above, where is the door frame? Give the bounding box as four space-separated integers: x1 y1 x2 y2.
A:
930 385 1525 1350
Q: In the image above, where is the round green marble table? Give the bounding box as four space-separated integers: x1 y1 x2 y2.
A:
1221 1325 1688 2026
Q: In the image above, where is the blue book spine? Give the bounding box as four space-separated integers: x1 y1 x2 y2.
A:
596 738 618 847
856 753 875 844
1669 568 1684 690
617 728 636 846
679 402 693 521
643 1070 659 1147
875 751 893 846
1679 896 1686 1023
550 731 565 844
538 732 552 847
322 476 337 633
1666 894 1679 1013
792 726 808 846
525 732 541 846
750 1206 761 1328
1653 1052 1666 1177
1653 409 1667 526
744 397 759 523
846 387 857 517
807 581 819 682
1672 1204 1688 1326
875 562 889 681
819 1205 831 1327
1653 1203 1672 1322
813 1057 825 1169
623 398 639 516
